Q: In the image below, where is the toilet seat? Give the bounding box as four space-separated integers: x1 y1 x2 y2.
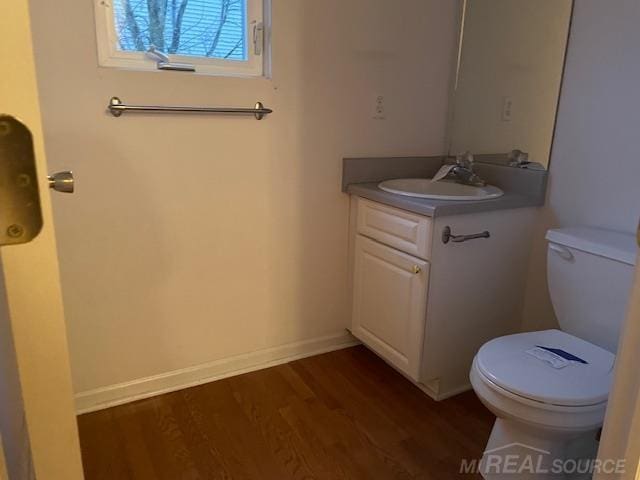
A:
471 358 608 432
475 329 615 407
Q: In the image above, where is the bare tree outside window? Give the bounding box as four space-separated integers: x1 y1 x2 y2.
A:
113 0 246 60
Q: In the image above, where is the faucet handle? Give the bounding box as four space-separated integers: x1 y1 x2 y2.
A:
508 149 530 167
456 151 474 169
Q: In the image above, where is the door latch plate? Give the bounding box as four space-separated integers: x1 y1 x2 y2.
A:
0 115 43 246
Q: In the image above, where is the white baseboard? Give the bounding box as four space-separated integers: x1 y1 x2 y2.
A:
75 331 359 415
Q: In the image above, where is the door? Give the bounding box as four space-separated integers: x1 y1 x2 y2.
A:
351 234 428 380
0 438 8 480
0 1 84 479
596 225 640 480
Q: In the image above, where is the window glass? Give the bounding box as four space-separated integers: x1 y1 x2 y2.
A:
112 0 247 61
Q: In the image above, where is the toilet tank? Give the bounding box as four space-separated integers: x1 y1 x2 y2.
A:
546 227 637 353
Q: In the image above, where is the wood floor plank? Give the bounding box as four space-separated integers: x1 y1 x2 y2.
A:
109 401 160 480
274 363 316 401
278 396 352 480
167 391 234 480
182 379 290 479
331 347 490 457
78 346 494 480
292 354 424 480
227 369 320 479
77 408 132 480
114 394 201 480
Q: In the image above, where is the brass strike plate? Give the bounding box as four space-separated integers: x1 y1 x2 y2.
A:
0 115 43 246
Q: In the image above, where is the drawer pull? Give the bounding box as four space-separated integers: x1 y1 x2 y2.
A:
442 226 490 244
412 265 422 274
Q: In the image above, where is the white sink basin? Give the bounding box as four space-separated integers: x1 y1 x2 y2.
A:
378 178 504 201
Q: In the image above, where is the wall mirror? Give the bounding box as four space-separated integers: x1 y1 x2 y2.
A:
448 0 573 169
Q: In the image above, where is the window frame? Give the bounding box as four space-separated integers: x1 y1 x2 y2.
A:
94 0 267 77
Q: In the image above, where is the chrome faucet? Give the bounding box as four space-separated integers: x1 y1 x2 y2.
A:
447 152 487 187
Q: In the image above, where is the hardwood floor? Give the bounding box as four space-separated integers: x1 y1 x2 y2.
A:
78 346 494 479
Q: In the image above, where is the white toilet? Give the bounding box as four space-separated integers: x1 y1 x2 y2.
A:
470 227 637 479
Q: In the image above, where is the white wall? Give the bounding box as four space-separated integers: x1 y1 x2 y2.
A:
522 0 640 331
450 0 571 167
28 0 459 394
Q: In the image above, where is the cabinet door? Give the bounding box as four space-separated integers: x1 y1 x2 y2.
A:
352 235 428 380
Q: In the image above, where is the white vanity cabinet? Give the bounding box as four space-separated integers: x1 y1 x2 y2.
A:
349 197 536 400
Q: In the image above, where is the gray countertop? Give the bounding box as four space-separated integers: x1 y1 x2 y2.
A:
347 182 540 217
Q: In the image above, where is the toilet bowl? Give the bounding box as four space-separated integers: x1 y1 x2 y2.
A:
470 227 637 479
470 330 612 479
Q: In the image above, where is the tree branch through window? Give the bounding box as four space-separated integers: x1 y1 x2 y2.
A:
114 0 246 60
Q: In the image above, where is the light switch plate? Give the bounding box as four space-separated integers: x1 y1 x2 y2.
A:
501 96 513 122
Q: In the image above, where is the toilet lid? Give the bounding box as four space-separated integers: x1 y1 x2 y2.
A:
476 330 615 406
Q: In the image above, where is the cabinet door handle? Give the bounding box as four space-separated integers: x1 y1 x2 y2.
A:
412 265 422 274
442 226 490 244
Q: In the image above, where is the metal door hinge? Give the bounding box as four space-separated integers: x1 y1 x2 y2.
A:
0 116 43 246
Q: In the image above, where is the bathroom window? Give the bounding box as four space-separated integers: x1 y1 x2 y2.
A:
94 0 267 77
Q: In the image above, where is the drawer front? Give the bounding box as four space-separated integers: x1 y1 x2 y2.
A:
356 198 431 259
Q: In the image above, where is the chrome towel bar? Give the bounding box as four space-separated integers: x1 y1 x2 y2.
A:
107 97 273 120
